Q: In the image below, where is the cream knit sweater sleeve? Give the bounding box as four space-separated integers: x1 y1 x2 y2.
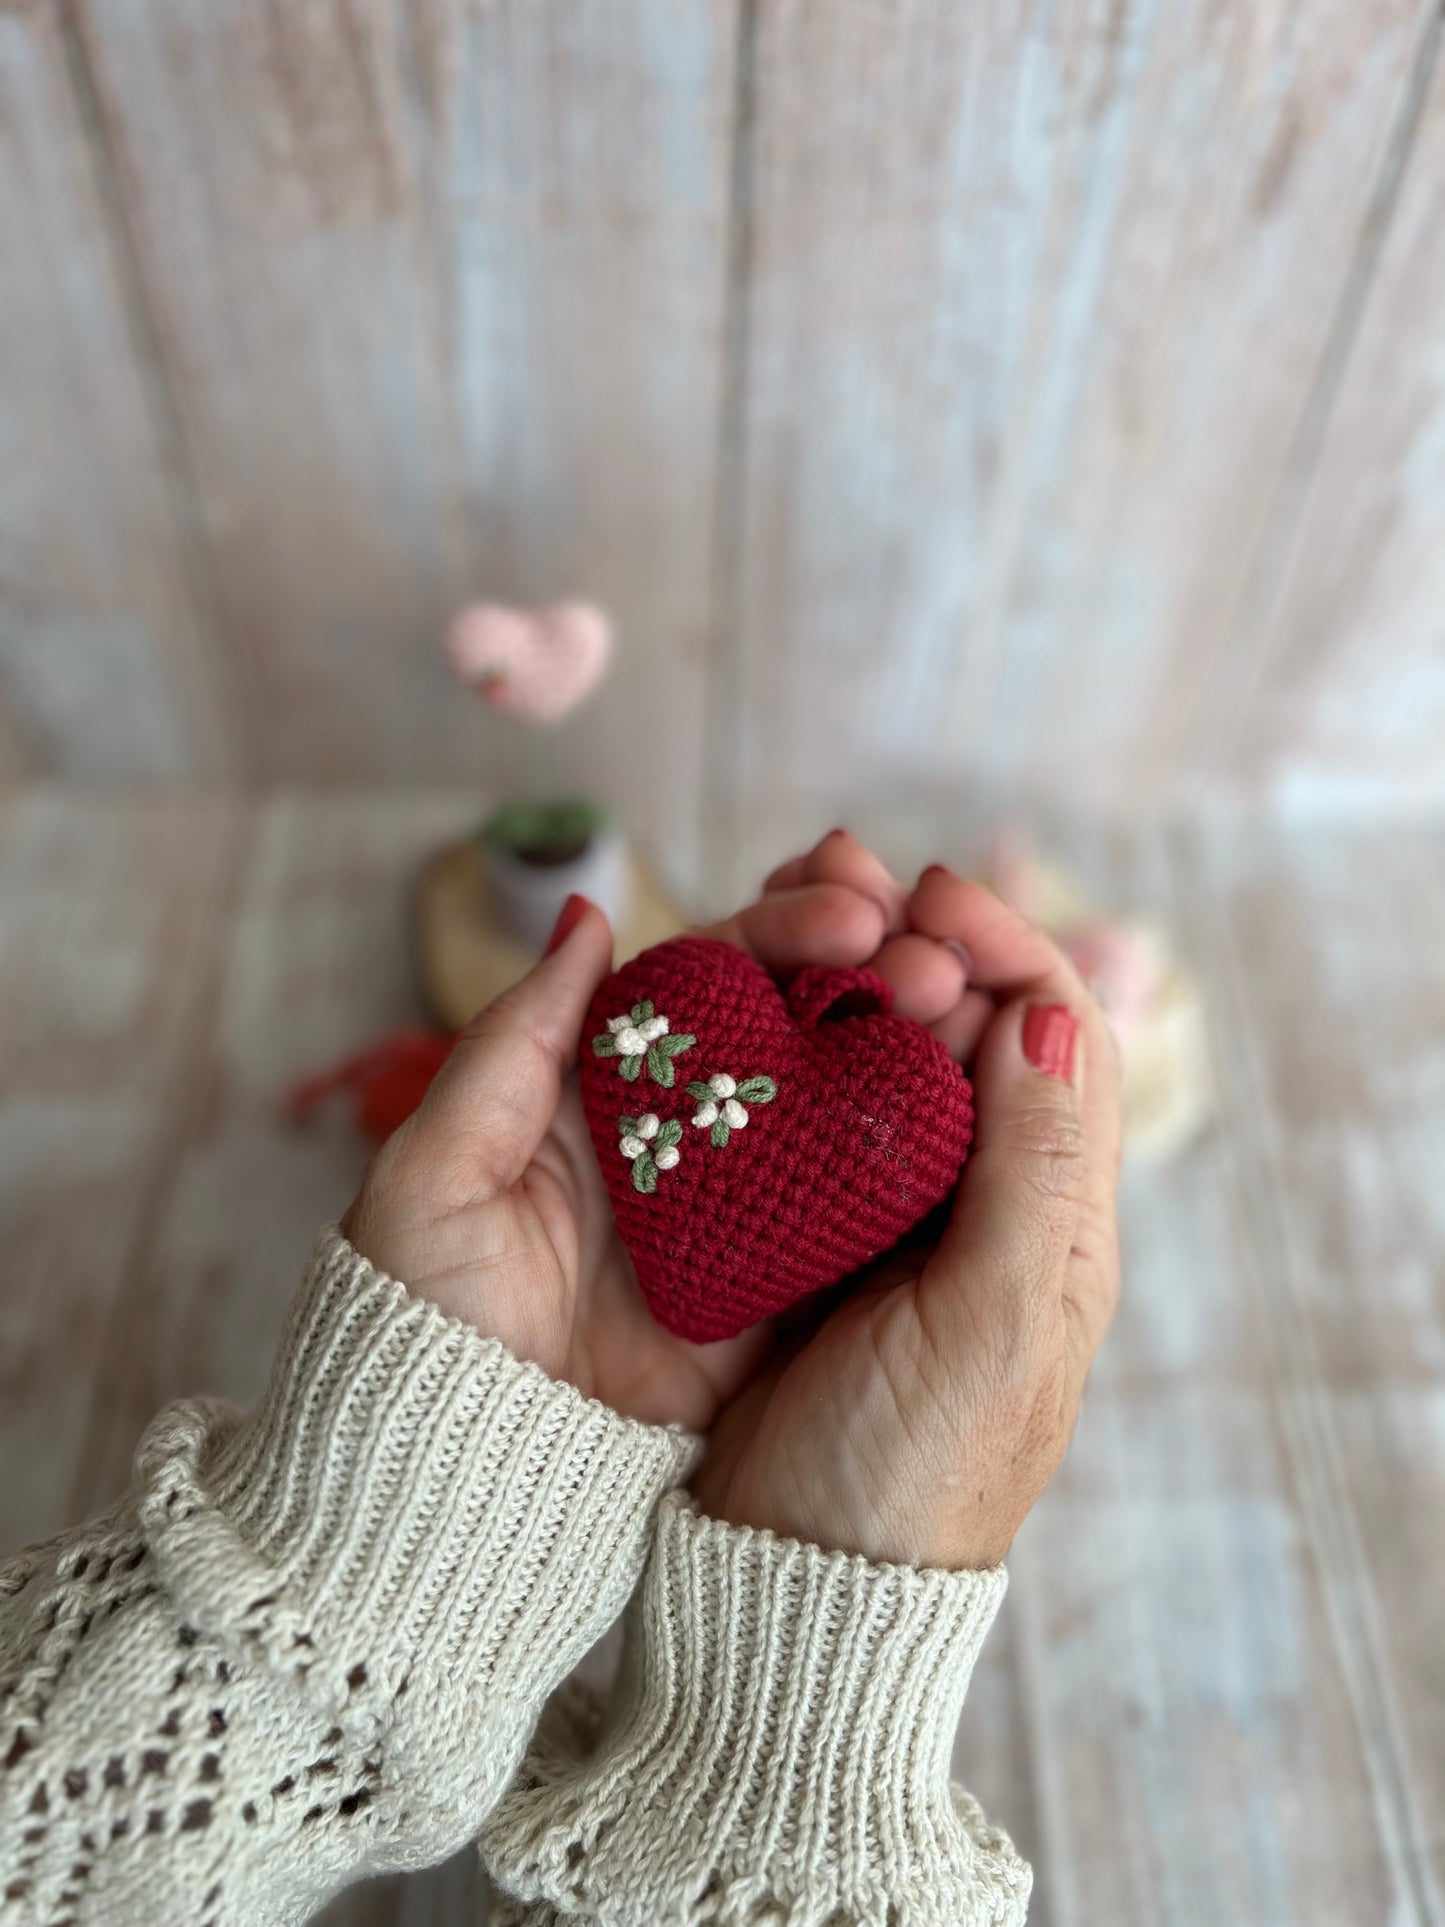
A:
0 1229 697 1926
481 1495 1032 1927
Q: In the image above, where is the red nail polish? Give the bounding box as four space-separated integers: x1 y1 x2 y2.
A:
544 893 593 955
1022 1004 1076 1081
920 862 953 880
823 826 854 841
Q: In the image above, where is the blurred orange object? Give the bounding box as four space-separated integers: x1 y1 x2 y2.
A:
287 1029 453 1145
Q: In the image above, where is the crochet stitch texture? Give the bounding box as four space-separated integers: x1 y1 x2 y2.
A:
581 937 975 1340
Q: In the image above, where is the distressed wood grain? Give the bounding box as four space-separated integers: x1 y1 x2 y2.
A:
1192 817 1445 1916
0 790 238 1548
1003 819 1402 1926
74 0 736 886
721 0 1432 860
1216 34 1445 811
0 2 240 779
75 792 479 1509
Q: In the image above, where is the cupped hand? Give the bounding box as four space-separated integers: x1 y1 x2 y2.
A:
341 858 896 1433
344 828 1122 1572
691 839 1124 1570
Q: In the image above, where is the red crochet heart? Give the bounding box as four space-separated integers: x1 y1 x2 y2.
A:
580 936 974 1342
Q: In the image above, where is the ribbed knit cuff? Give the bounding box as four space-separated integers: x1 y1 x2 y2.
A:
134 1228 699 1729
484 1492 1031 1926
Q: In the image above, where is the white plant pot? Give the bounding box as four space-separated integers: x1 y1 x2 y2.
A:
480 823 633 953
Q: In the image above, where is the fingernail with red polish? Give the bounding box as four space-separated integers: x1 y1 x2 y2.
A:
823 826 854 842
544 893 593 955
921 862 955 881
1022 1004 1077 1081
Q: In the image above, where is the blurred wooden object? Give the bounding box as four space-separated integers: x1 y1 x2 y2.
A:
4 2 1445 830
3 789 1441 1925
417 840 686 1029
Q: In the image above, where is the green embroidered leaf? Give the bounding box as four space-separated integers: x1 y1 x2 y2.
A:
618 1115 638 1137
657 1032 696 1057
656 1119 683 1151
710 1118 731 1149
736 1075 776 1102
686 1080 713 1101
646 1044 675 1087
631 1000 654 1022
619 1055 642 1082
592 1035 618 1057
632 1152 658 1194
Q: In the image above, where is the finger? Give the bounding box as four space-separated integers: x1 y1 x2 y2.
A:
697 881 887 972
799 829 908 933
401 898 615 1198
870 932 967 1024
918 996 1087 1374
909 867 1121 1174
929 978 1122 1385
763 855 809 893
909 866 1086 999
928 987 996 1064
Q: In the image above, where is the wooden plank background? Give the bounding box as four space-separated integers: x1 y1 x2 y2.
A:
3 0 1445 861
3 1 1445 1921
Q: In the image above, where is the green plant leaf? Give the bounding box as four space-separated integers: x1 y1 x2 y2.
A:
593 1035 618 1057
656 1119 683 1150
620 1055 642 1082
710 1118 731 1149
737 1075 776 1102
658 1032 696 1057
686 1080 713 1101
632 1152 658 1194
646 1044 675 1087
479 797 607 861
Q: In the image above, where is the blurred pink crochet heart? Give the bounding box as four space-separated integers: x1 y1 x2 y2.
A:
444 600 612 723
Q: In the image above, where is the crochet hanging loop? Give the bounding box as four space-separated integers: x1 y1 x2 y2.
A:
785 964 894 1031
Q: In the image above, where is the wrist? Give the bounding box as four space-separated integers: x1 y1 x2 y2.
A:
484 1492 1028 1923
693 1464 1016 1571
136 1228 697 1726
340 1190 572 1369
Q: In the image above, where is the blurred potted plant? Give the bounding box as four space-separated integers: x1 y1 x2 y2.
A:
477 795 630 952
444 599 632 949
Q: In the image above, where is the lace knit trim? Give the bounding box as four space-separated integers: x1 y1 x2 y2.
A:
1 1229 698 1926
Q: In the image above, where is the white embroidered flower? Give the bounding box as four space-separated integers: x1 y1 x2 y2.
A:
618 1112 661 1159
593 1000 695 1086
608 1011 668 1057
617 1112 683 1191
687 1071 777 1146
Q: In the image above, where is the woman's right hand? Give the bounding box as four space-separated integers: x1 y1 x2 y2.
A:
693 846 1124 1571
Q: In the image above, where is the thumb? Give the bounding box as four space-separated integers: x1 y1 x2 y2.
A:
404 895 614 1197
921 999 1085 1362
